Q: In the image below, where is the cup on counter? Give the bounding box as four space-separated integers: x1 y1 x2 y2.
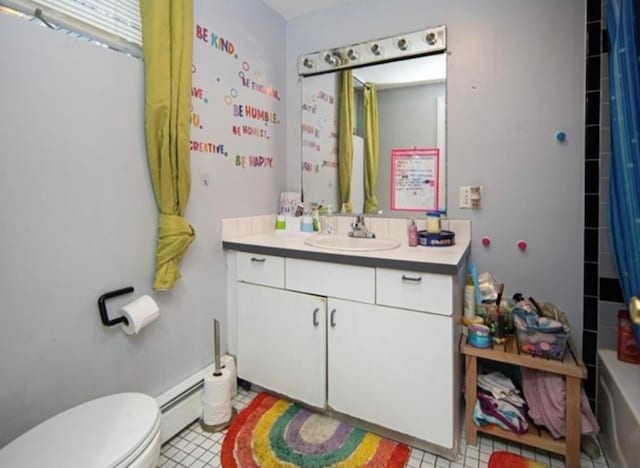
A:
301 216 314 233
285 216 300 233
426 210 441 234
275 215 286 231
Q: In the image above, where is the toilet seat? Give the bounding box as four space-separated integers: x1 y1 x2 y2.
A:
0 393 161 468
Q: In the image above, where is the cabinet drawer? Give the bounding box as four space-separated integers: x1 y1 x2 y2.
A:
286 258 374 303
236 252 284 288
376 268 452 315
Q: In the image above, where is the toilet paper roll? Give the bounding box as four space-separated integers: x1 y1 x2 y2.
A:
202 369 232 425
202 397 232 425
221 355 237 397
119 295 159 335
203 368 231 401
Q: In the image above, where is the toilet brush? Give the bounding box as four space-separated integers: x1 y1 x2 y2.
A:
200 319 237 432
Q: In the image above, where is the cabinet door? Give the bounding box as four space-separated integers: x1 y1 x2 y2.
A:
327 298 454 447
237 283 326 407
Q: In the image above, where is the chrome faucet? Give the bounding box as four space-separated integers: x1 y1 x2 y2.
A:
349 214 376 238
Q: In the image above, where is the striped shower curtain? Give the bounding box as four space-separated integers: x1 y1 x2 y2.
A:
607 0 640 345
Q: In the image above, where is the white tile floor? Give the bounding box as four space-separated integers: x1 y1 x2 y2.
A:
159 388 611 468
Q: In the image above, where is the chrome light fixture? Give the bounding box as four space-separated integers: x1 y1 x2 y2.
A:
323 51 341 66
298 25 446 76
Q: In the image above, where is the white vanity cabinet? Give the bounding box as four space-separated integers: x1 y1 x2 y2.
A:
236 282 327 408
235 251 327 408
227 243 465 457
327 297 455 448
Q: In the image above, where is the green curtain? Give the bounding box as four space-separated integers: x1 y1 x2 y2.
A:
338 70 354 213
140 0 195 291
363 83 379 214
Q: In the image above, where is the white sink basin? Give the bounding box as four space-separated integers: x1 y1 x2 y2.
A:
305 235 401 252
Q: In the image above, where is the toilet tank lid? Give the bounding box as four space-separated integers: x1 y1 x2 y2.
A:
0 392 160 468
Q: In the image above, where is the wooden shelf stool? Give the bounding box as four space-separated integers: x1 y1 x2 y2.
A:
460 335 587 468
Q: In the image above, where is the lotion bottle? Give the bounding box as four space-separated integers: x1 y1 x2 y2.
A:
408 219 418 247
464 275 476 321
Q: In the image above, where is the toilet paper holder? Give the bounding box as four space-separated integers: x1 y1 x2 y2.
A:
98 287 134 327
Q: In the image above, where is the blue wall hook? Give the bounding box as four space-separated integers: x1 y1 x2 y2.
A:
555 131 567 143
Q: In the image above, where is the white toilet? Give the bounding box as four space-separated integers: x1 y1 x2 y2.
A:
0 393 161 468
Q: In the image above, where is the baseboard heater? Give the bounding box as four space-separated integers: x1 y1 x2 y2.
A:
156 363 216 444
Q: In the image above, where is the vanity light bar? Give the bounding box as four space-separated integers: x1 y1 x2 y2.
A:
298 25 446 76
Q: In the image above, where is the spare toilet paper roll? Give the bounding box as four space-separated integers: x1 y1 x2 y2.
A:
203 368 231 401
202 369 232 425
202 397 232 425
120 295 159 335
221 355 237 396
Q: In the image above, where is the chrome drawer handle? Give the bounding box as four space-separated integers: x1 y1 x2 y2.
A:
330 309 336 328
250 257 266 263
313 308 319 327
401 275 422 282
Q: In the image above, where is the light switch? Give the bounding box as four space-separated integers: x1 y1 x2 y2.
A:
459 186 482 209
469 186 482 208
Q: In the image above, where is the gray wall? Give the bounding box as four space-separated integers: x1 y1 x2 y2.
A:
0 0 286 447
286 0 586 350
377 83 445 214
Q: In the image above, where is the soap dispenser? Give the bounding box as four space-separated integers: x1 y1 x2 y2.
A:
324 205 334 235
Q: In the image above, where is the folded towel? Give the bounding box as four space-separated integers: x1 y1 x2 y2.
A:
473 391 528 434
477 372 527 407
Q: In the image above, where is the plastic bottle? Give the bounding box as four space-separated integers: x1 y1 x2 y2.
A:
463 275 476 321
324 205 334 235
407 219 418 247
311 209 320 232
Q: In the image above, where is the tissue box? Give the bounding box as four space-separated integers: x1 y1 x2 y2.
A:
516 327 569 360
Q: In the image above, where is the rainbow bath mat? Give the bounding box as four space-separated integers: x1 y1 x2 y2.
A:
221 392 410 467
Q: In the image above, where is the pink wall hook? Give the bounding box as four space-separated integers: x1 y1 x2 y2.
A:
517 240 527 251
481 236 491 247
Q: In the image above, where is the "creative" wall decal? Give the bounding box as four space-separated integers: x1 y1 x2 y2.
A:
190 140 227 155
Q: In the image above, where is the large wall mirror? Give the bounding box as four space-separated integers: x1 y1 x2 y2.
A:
299 26 447 216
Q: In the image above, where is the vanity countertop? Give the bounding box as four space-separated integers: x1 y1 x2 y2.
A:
222 221 470 275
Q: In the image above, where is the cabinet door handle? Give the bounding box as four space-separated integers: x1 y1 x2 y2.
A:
401 275 422 282
250 257 266 263
312 308 319 327
330 309 336 328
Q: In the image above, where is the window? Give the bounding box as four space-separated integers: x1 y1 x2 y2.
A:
0 0 142 57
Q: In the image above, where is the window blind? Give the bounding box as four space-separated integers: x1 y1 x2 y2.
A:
0 0 142 57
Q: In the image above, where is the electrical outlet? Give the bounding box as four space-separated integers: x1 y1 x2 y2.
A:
200 172 210 187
